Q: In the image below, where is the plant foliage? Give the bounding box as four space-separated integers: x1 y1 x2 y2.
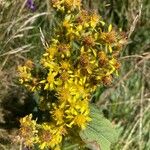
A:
80 104 118 150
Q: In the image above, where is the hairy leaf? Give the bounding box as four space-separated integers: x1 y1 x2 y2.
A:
80 104 118 150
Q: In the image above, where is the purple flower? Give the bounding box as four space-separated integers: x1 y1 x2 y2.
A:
26 0 36 11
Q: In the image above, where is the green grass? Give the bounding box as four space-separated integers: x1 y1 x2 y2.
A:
0 0 150 150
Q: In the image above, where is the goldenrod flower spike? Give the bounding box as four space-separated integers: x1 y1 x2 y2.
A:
17 0 125 149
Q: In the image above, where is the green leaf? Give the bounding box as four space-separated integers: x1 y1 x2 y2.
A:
80 104 119 150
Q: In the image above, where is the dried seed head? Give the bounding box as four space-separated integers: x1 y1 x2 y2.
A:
39 130 52 142
98 51 108 66
114 61 121 70
60 71 69 81
102 31 116 43
25 60 34 68
102 75 112 85
83 36 95 46
79 53 89 67
76 10 89 23
58 44 69 52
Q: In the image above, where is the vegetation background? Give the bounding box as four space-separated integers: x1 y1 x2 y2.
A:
0 0 149 150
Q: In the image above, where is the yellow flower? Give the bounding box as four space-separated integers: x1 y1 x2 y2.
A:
41 58 60 72
66 27 77 40
18 66 32 83
40 71 62 90
73 113 91 129
60 60 71 70
37 123 63 149
51 0 64 11
54 145 61 150
19 114 38 147
51 104 65 125
64 0 81 10
57 43 71 58
47 71 57 83
60 71 70 82
63 15 72 28
72 84 90 99
17 0 123 147
57 86 72 103
66 108 91 129
65 99 91 129
90 12 99 28
46 46 58 59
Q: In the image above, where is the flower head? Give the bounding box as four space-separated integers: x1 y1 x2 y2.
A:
37 123 63 149
19 114 38 147
26 0 36 11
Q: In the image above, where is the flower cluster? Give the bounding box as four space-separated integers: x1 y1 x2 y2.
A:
17 0 125 149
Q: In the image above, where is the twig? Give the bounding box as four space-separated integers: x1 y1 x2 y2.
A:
39 28 49 49
122 104 150 150
19 138 23 150
128 1 143 38
139 60 146 150
122 118 139 150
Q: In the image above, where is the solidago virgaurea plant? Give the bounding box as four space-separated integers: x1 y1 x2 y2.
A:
17 0 126 150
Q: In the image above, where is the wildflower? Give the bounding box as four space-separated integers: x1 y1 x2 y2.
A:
60 60 71 70
64 0 81 10
51 0 64 11
18 66 32 84
90 12 100 28
66 99 91 129
73 114 91 129
57 86 72 103
17 0 124 148
40 71 62 90
72 84 90 99
51 103 65 125
26 0 36 11
19 114 38 147
41 58 60 72
46 46 58 60
58 43 71 58
37 123 63 149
